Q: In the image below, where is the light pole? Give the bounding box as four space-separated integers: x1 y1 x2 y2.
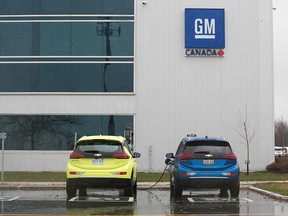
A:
0 132 7 183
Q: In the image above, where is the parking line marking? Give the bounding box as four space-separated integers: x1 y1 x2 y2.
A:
243 198 254 202
187 197 254 203
68 196 78 201
128 197 134 202
8 196 20 201
188 198 195 202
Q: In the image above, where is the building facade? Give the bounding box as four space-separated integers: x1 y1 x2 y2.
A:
0 0 274 171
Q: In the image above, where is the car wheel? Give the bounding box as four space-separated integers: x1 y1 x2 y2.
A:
170 171 183 198
133 178 137 196
230 180 240 197
124 178 134 197
66 179 77 200
219 188 229 197
173 182 183 198
79 186 87 197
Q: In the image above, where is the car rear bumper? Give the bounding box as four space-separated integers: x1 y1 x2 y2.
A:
67 177 131 189
178 177 239 189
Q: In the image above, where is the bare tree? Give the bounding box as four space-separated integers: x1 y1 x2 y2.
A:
234 107 256 175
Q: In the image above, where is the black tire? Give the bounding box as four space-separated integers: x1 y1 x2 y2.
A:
219 188 229 197
133 178 137 197
124 178 133 197
230 180 240 197
174 182 183 198
79 186 87 197
170 173 182 198
66 179 77 200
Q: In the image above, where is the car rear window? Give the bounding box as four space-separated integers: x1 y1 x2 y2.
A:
184 140 232 158
75 140 123 158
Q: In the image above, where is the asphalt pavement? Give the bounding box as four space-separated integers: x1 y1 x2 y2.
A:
1 181 288 201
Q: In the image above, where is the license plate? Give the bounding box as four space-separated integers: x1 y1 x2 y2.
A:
92 159 104 165
203 159 214 165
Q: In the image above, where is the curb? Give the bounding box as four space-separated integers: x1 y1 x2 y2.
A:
248 186 288 201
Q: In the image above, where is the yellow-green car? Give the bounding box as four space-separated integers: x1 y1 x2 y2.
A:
66 135 141 199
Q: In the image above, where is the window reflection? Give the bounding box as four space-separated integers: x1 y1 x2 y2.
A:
0 0 134 93
0 22 134 56
0 0 134 15
0 115 133 150
0 63 133 92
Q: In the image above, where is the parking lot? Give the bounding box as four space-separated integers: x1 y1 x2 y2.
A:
1 188 288 215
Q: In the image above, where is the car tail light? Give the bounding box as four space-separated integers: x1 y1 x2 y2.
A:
70 152 85 159
222 172 237 176
179 152 195 160
223 153 237 160
112 152 130 159
180 172 196 176
111 172 128 175
69 171 85 175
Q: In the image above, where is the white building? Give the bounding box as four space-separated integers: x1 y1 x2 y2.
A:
0 0 273 172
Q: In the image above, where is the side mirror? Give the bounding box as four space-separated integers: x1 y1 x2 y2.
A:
133 152 141 158
166 153 174 158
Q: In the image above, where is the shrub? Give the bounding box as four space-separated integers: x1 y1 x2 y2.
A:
266 157 288 172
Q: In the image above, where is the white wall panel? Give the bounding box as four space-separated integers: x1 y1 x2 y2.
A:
3 151 71 171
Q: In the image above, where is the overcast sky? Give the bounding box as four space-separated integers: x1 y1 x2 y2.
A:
274 0 288 120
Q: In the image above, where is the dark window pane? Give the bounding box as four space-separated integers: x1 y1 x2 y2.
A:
40 23 71 56
0 0 36 15
0 63 133 92
40 0 71 14
0 22 134 56
71 0 134 15
0 0 134 15
0 23 32 56
0 64 32 91
0 115 133 150
38 64 70 92
102 63 133 92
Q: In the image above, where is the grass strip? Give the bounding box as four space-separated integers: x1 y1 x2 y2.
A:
255 183 288 196
2 172 170 182
3 171 288 182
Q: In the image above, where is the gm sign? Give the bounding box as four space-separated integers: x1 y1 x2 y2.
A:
185 8 225 49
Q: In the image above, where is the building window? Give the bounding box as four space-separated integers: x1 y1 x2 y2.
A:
0 0 134 15
0 63 133 92
0 0 134 92
0 115 133 150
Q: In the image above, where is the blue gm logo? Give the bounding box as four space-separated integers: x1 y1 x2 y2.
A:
185 8 225 49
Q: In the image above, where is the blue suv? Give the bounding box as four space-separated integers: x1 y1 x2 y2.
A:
165 135 240 198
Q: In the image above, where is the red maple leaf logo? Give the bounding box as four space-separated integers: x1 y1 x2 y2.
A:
218 50 224 56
